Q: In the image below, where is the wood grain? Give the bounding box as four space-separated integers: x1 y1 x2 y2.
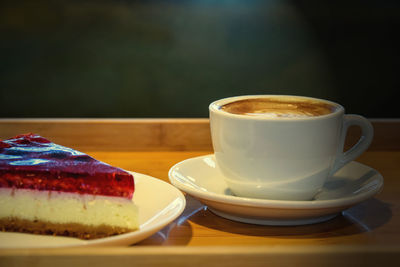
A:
0 118 399 151
0 119 213 151
1 246 400 267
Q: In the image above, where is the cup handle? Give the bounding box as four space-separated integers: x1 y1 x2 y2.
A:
329 114 374 176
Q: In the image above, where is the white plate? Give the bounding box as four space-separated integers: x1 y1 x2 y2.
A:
0 172 186 248
169 154 383 226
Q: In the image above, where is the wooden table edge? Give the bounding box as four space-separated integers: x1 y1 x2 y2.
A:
1 118 399 151
1 245 400 266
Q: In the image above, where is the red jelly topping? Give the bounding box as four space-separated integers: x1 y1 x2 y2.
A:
0 133 134 199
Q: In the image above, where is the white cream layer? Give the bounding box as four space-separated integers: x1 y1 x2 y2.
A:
0 187 138 230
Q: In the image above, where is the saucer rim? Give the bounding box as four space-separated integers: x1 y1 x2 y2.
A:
168 154 384 210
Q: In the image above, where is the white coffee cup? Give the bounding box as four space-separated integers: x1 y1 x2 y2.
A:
209 95 373 200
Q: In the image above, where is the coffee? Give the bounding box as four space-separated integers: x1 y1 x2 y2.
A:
220 97 337 118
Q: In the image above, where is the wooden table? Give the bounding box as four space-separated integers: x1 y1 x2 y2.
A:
1 119 400 266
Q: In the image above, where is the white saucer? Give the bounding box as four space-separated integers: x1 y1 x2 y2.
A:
0 172 186 248
168 154 383 226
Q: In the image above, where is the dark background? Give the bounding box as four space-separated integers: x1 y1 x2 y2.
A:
0 0 398 118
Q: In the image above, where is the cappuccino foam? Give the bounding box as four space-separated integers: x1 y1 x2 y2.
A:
220 98 336 118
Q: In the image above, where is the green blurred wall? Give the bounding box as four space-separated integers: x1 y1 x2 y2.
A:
0 0 398 118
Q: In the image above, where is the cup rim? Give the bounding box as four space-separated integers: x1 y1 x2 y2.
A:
209 95 344 121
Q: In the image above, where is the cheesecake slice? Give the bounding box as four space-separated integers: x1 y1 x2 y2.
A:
0 133 138 239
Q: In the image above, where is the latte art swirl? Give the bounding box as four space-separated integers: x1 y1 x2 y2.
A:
220 98 336 118
243 112 316 118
